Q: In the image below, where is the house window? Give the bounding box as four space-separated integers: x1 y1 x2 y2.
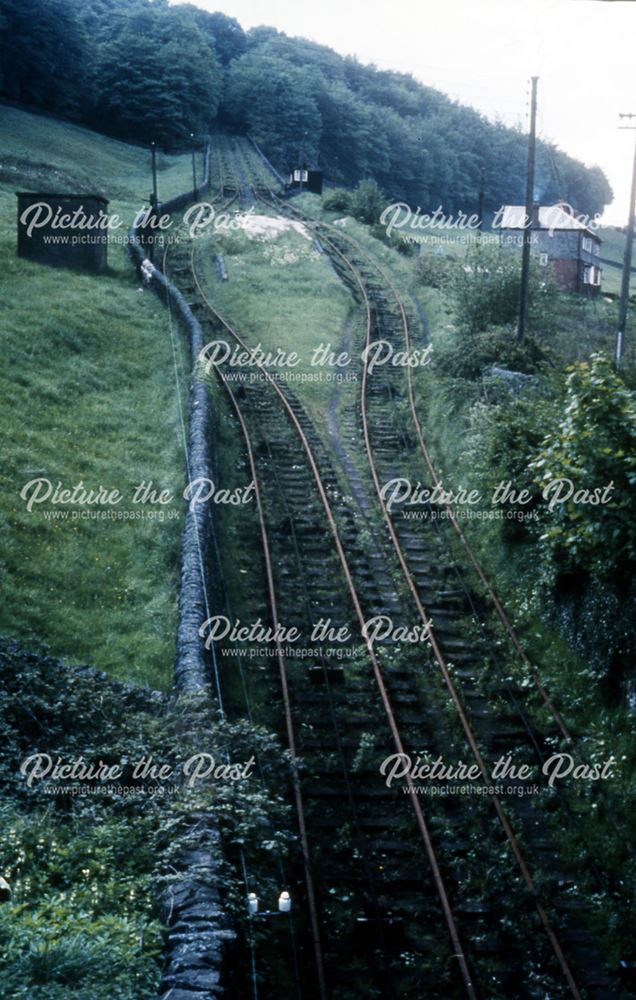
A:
539 252 549 266
583 265 601 286
582 236 593 253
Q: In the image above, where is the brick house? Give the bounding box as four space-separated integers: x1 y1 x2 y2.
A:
495 202 602 294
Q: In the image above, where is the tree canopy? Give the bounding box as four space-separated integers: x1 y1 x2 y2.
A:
0 0 613 213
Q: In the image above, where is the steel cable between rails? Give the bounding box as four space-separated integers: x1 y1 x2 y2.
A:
203 488 304 1000
191 184 428 994
259 429 398 969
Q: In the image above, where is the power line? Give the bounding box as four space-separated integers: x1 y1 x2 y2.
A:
616 113 636 367
518 76 539 342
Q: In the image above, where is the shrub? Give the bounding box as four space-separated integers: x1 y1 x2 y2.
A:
529 352 636 581
322 187 352 212
432 327 551 381
414 252 457 288
0 641 295 999
350 178 385 225
452 243 558 335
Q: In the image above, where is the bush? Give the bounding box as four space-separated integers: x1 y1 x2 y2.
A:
529 352 636 581
0 640 295 999
414 252 457 288
322 188 352 212
433 327 551 381
350 178 385 225
0 801 163 999
452 243 558 336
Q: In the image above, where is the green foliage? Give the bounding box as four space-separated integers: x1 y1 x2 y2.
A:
529 353 636 580
188 9 246 66
350 178 385 225
452 243 559 335
94 5 222 148
322 188 352 213
0 0 90 119
433 327 551 381
0 643 165 998
420 295 636 689
414 252 457 289
0 803 163 1000
0 0 613 213
224 50 321 166
461 384 563 546
0 640 296 998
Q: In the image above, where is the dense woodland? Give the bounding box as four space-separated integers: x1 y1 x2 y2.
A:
0 0 612 215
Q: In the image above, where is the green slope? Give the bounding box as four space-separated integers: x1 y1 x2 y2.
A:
0 105 194 687
598 224 631 296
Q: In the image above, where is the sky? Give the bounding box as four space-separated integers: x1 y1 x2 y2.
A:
173 0 636 225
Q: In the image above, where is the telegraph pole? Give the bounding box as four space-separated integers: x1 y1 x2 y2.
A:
517 76 539 342
149 141 159 263
477 168 485 240
190 133 197 194
616 113 636 368
298 130 308 190
150 141 158 208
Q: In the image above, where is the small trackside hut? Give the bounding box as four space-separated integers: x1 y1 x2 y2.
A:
16 192 110 273
288 168 323 194
495 202 602 294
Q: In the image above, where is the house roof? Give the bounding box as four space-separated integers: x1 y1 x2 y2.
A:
495 203 599 238
16 192 109 203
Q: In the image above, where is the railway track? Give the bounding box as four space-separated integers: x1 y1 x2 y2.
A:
156 135 626 999
267 185 624 997
167 236 477 998
297 218 614 999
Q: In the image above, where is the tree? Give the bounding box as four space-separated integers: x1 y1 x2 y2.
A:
0 0 90 118
224 52 321 167
314 80 379 182
529 353 636 581
93 5 222 147
0 0 615 219
184 8 246 66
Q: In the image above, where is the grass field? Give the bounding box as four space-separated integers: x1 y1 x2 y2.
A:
0 104 196 211
0 104 194 687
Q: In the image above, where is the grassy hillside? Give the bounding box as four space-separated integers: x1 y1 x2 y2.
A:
598 224 632 296
0 104 196 211
0 105 194 688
